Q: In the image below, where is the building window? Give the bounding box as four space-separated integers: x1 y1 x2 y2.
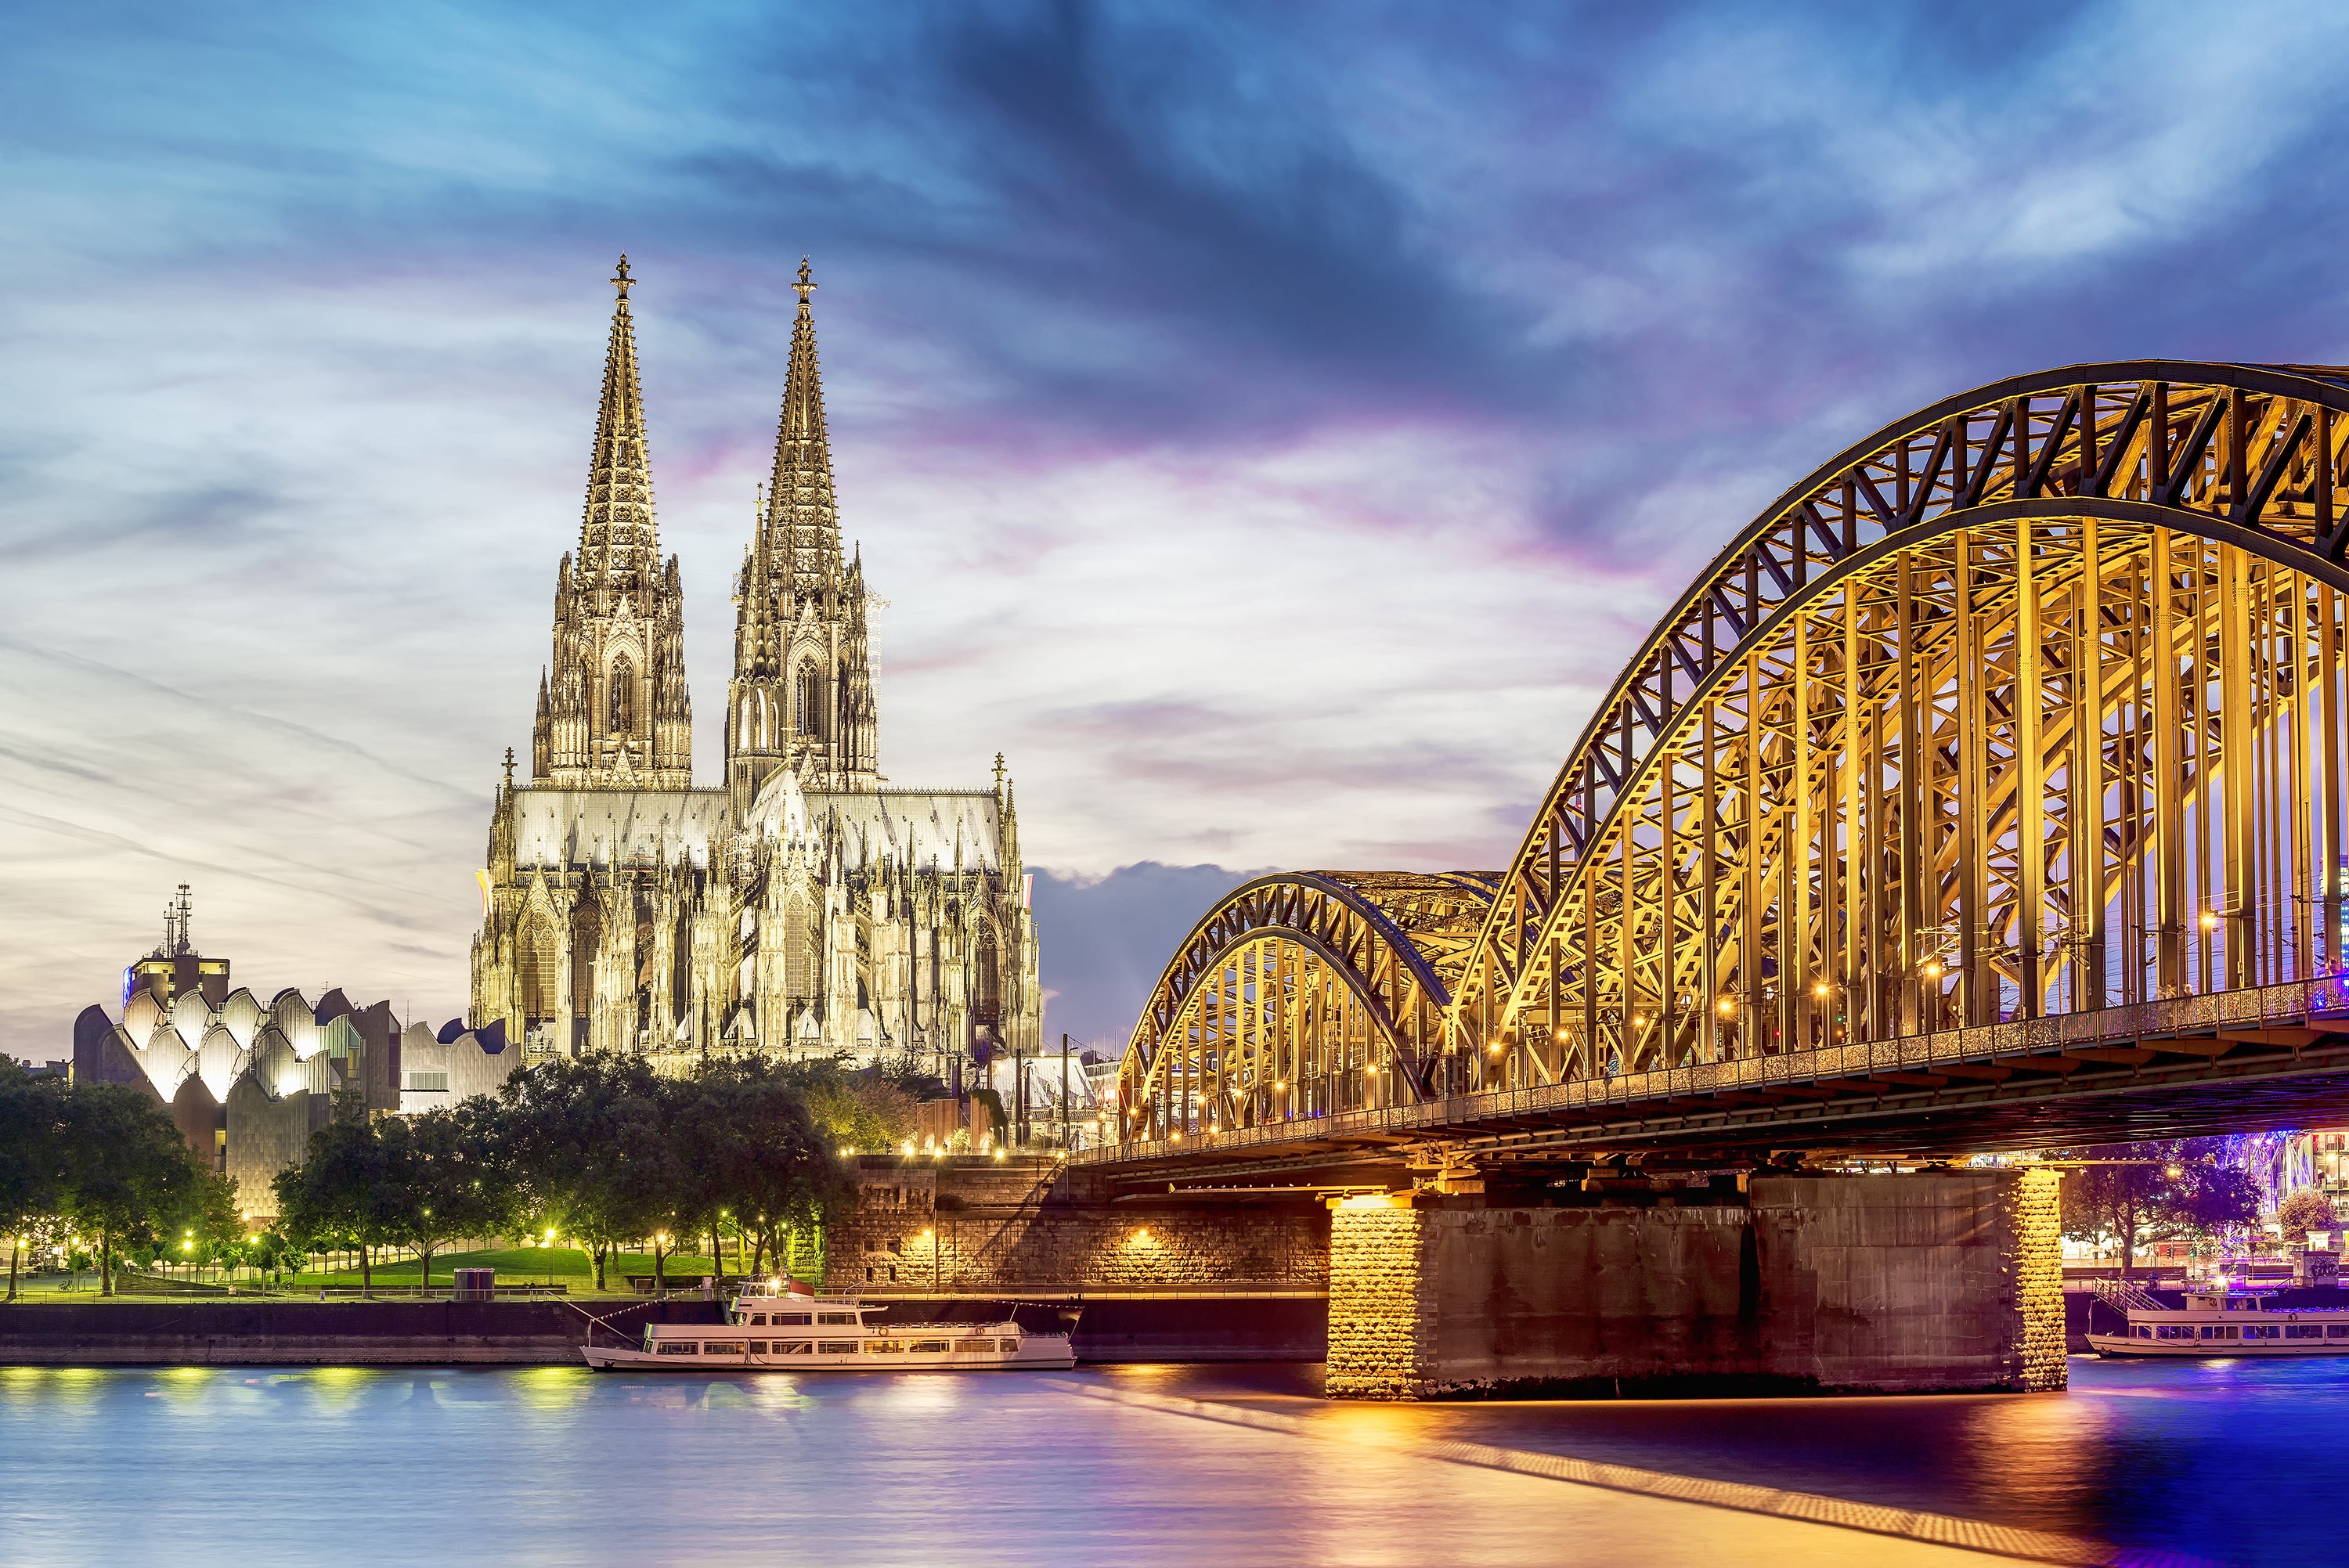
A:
973 935 1001 1025
608 654 635 734
520 916 560 1022
406 1072 449 1092
796 661 825 741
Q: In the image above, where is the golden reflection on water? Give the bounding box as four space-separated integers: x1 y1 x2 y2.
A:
507 1365 594 1412
296 1364 377 1415
0 1365 110 1410
1917 1391 2108 1537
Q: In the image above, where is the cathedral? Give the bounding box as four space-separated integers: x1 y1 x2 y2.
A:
469 258 1041 1077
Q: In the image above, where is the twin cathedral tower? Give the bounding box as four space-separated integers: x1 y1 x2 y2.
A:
468 258 1040 1071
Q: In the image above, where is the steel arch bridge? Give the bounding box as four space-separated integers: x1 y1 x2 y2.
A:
1110 361 2349 1169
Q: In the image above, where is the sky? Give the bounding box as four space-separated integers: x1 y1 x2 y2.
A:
10 0 2349 1057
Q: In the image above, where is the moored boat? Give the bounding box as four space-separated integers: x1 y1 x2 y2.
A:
2086 1282 2349 1357
582 1284 1076 1372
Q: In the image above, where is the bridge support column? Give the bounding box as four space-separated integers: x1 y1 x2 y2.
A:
1326 1168 2063 1400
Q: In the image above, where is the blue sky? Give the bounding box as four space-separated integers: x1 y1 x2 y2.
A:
9 0 2349 1053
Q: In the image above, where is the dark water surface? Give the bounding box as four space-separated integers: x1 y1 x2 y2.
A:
0 1355 2333 1566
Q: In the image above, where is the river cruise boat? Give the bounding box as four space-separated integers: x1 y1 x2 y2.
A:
582 1285 1076 1373
2087 1283 2349 1357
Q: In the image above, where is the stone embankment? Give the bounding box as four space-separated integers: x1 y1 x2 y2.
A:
0 1299 720 1365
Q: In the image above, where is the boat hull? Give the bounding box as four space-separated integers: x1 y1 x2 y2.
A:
2087 1332 2349 1358
583 1340 1076 1372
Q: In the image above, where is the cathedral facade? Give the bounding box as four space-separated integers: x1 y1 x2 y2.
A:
469 259 1040 1076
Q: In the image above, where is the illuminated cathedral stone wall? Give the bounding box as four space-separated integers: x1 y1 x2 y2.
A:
469 259 1041 1075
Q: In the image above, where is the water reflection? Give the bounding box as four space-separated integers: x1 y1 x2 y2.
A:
2 1357 2340 1565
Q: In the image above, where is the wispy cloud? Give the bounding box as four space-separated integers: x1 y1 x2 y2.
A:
7 0 2349 1051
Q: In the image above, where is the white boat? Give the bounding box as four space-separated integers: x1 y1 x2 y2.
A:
2086 1281 2349 1357
582 1286 1077 1372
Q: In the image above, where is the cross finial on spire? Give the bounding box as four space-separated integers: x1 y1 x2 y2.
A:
794 258 816 308
503 747 516 790
612 254 635 301
994 752 1006 795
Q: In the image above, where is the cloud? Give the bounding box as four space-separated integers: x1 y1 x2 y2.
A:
9 0 2349 1054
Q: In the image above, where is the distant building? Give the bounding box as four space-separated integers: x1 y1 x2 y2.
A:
467 259 1040 1077
71 893 516 1215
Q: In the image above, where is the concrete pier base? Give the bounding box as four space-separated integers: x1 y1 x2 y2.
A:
1326 1169 2065 1400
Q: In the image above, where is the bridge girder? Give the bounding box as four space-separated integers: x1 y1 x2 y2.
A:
1112 362 2349 1162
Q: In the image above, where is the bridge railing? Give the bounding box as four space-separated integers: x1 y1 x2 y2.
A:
1083 975 2349 1166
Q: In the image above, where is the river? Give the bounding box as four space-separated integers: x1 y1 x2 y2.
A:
0 1355 2329 1566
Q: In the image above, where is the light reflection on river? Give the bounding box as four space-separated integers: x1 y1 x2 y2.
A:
0 1355 2330 1566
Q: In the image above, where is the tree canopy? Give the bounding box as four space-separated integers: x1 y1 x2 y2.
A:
2055 1138 2262 1275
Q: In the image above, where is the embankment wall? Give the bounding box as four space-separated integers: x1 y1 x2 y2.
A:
1328 1170 2066 1399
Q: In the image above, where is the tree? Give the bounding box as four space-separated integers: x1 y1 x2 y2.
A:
2279 1187 2336 1247
56 1082 207 1296
0 1062 66 1302
377 1099 511 1289
493 1055 681 1290
677 1058 855 1284
777 1056 918 1150
2057 1137 2263 1276
272 1092 399 1294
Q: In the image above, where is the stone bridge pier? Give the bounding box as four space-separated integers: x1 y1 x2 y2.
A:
1326 1167 2066 1399
828 1157 2063 1395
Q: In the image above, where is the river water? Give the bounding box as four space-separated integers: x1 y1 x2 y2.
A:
0 1354 2331 1566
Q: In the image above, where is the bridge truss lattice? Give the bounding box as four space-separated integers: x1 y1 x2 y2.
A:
1118 362 2349 1153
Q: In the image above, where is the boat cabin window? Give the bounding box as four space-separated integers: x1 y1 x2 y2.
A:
2329 1326 2349 1339
912 1340 950 1354
953 1338 991 1352
818 1340 857 1354
2200 1326 2240 1339
656 1341 699 1355
777 1341 812 1355
2156 1325 2191 1339
705 1341 745 1356
748 1314 767 1326
772 1313 813 1327
864 1340 907 1354
818 1312 859 1326
2286 1326 2325 1339
747 1342 767 1354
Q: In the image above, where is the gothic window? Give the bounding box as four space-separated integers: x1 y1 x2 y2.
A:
570 898 602 1018
519 915 559 1022
796 661 825 741
972 933 1001 1025
608 655 635 735
785 898 814 997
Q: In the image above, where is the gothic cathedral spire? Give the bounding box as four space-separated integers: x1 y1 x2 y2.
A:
728 260 879 805
532 257 693 788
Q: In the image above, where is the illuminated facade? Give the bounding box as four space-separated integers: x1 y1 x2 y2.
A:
72 897 516 1211
468 259 1039 1074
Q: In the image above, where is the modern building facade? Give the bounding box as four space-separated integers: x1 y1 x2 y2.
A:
467 259 1040 1076
72 897 517 1212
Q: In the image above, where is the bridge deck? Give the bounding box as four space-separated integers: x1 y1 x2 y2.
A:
1080 978 2349 1183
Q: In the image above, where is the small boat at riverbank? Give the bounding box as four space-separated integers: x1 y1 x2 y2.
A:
581 1287 1076 1372
2087 1283 2349 1357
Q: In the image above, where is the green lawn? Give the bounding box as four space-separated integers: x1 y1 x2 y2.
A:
2 1246 739 1301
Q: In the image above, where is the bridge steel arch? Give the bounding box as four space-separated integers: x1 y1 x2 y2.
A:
1119 872 1495 1140
1452 361 2349 1097
1111 361 2349 1159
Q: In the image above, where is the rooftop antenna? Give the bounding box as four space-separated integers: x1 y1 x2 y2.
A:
172 884 193 956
